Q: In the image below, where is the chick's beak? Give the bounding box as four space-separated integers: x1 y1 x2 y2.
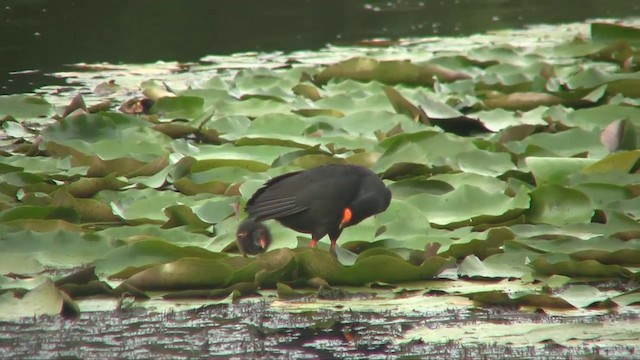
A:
259 237 268 249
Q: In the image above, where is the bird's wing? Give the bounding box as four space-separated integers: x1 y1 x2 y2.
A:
245 171 308 220
246 168 360 220
245 195 307 220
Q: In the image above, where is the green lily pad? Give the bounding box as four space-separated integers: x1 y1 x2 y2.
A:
0 253 44 275
407 185 530 227
315 57 469 86
173 141 298 172
0 280 71 320
94 240 226 276
526 157 597 185
151 96 205 119
0 94 54 120
525 185 595 226
531 254 631 279
591 22 640 46
582 151 640 174
455 150 516 176
374 131 477 174
122 257 235 291
458 253 528 279
295 248 450 286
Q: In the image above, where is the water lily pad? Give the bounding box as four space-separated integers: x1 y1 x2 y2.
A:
94 240 226 276
582 151 640 174
505 127 607 158
151 96 204 119
564 105 640 130
315 57 469 86
591 22 640 46
172 141 298 172
401 321 640 347
458 253 528 279
122 258 235 291
526 185 595 226
600 119 638 152
526 157 597 185
0 280 70 320
531 254 631 279
407 185 530 227
455 150 516 176
0 95 54 120
106 188 207 223
0 253 44 275
295 248 450 286
374 131 477 174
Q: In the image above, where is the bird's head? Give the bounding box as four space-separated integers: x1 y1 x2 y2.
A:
339 180 391 229
236 219 272 256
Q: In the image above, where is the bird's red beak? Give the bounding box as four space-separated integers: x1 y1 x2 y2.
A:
339 208 352 229
259 237 268 249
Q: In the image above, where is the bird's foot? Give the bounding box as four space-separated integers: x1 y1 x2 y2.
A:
309 239 318 248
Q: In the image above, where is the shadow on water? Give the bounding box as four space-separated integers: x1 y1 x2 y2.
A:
1 0 640 94
1 301 639 358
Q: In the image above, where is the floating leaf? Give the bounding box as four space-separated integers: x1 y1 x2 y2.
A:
315 57 469 86
296 248 450 286
458 253 527 279
591 22 640 46
151 96 205 119
600 119 638 152
526 185 594 226
122 258 235 291
94 240 226 277
0 280 77 320
0 94 53 120
0 253 44 275
582 151 640 173
482 92 564 111
407 185 530 227
401 321 640 347
526 157 596 185
531 255 631 279
383 86 429 124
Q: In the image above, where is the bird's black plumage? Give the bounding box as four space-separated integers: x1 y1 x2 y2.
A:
244 164 391 254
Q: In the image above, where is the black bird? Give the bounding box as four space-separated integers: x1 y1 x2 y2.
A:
236 219 272 256
244 164 391 255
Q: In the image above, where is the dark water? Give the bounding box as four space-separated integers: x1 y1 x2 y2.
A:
1 301 638 359
1 0 639 95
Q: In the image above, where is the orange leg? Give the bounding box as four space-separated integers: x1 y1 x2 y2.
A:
309 239 318 248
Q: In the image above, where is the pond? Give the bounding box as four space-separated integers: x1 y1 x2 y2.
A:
2 1 640 358
3 298 639 358
2 0 640 94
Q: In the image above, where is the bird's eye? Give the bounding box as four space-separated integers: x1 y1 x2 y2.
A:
237 232 247 238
